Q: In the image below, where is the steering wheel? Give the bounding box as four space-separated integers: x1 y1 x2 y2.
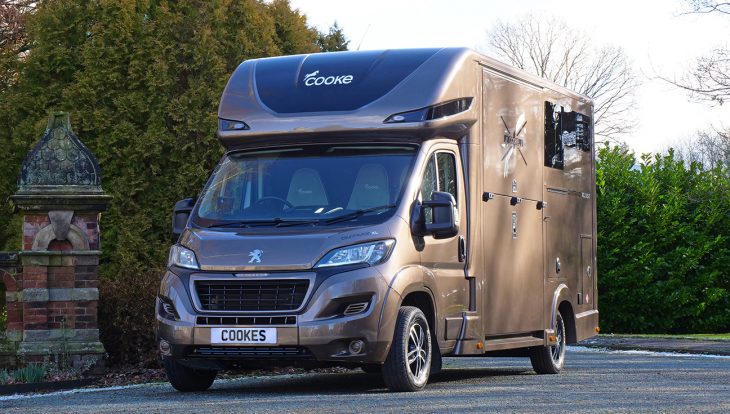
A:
254 196 293 210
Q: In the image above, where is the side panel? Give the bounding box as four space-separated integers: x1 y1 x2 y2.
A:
481 68 545 335
580 235 594 308
542 95 597 334
482 196 544 334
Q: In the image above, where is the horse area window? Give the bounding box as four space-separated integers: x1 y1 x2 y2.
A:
544 101 592 169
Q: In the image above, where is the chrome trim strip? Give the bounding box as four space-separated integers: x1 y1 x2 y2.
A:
575 309 599 319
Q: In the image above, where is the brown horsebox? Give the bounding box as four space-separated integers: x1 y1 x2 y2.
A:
155 48 599 392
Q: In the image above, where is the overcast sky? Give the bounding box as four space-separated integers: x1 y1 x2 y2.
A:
290 0 730 155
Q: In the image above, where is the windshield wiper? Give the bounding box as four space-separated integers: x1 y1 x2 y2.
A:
324 204 397 225
207 218 320 228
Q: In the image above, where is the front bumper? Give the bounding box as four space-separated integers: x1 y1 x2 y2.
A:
155 265 399 367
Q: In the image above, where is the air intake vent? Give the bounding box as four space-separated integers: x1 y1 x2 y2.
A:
343 302 369 316
196 315 296 326
195 279 309 311
192 346 313 359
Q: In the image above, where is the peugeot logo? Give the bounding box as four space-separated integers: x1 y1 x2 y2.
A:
248 249 264 264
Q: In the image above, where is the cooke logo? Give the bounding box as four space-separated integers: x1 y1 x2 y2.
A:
303 70 354 86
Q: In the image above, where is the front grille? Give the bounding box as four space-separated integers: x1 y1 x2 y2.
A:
196 315 296 326
195 279 309 311
191 346 313 359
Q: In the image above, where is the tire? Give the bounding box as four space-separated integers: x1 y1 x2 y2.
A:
430 340 443 375
530 311 566 374
361 364 382 374
382 306 432 392
164 358 217 392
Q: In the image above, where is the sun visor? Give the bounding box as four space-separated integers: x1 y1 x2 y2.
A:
253 49 439 113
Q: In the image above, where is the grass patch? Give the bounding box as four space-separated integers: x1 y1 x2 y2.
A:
0 364 46 385
608 333 730 341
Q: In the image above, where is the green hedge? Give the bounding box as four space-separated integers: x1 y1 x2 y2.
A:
0 0 345 365
597 145 730 333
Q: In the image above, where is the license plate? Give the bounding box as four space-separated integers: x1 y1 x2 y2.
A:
211 328 277 345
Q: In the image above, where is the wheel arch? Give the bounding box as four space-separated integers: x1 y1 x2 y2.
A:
400 289 437 335
550 284 577 344
558 301 577 344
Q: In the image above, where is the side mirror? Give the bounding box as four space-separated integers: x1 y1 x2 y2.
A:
172 198 195 242
411 191 459 239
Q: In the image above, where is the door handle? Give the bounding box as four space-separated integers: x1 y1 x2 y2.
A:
458 236 466 262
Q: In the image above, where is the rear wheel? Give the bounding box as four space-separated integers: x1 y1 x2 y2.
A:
164 358 217 392
382 306 432 392
530 311 566 374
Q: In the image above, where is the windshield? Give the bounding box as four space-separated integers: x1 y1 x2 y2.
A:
192 144 418 228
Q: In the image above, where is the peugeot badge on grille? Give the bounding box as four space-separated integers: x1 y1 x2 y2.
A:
248 249 263 264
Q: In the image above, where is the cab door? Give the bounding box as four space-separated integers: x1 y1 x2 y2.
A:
417 143 469 341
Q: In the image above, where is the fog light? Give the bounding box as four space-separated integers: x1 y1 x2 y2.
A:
349 339 365 355
159 339 171 356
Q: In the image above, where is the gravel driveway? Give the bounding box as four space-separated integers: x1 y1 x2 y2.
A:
2 347 729 413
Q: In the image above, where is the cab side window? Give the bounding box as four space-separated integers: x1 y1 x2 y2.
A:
420 151 457 224
420 151 458 202
436 152 457 200
420 157 437 202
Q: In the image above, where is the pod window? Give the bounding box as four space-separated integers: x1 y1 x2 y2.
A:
544 101 592 169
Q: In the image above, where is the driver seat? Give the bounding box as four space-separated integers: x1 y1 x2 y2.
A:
347 164 390 210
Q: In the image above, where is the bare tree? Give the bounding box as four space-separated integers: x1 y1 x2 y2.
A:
661 1 730 105
684 0 730 14
0 1 35 56
672 127 730 167
485 14 639 143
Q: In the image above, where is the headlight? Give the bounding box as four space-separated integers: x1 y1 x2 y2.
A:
168 245 199 269
315 240 395 268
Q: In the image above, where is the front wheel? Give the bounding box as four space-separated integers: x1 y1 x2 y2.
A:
164 358 217 392
382 306 432 392
530 311 566 374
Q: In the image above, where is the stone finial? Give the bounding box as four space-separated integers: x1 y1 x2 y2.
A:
12 112 110 212
18 112 102 193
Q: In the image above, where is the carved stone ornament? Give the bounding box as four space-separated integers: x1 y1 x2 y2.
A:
18 112 102 193
12 112 110 212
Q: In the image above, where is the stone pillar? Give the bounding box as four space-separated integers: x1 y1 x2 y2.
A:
8 112 110 368
1 252 20 366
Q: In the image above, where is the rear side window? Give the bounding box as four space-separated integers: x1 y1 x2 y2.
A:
544 101 563 169
545 101 592 169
